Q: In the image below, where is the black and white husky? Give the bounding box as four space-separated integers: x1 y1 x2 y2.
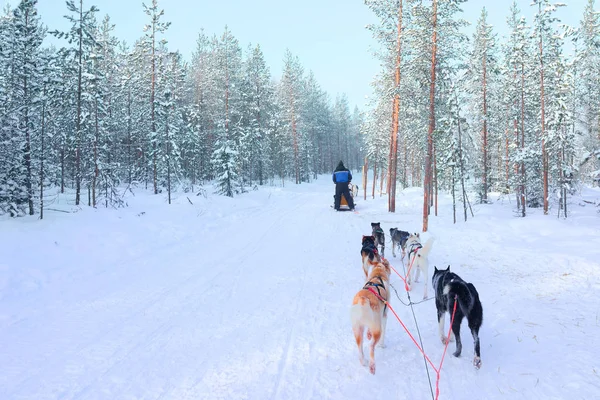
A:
371 222 385 258
389 228 410 258
432 266 483 369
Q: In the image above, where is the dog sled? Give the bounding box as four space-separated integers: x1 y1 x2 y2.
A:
333 183 356 211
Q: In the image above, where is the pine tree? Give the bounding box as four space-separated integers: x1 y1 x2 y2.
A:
143 0 170 195
279 49 305 184
574 0 600 182
467 8 498 203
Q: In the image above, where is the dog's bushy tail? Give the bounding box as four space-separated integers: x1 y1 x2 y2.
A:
444 280 474 316
419 238 435 258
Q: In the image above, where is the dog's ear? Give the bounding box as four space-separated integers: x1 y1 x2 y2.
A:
446 265 451 271
434 266 438 272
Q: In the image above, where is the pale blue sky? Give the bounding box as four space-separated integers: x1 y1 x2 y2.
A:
0 0 589 110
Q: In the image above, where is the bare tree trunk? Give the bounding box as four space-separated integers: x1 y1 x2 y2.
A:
75 0 83 205
166 105 171 204
388 0 404 212
452 160 456 224
423 0 438 232
482 33 489 203
539 2 549 215
520 63 526 217
92 94 98 207
458 105 468 222
151 20 158 194
380 168 385 197
40 84 47 220
372 162 377 199
292 99 299 184
127 88 132 184
434 142 438 216
61 146 65 193
363 157 368 200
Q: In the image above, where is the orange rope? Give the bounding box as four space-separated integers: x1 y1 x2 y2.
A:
365 287 458 400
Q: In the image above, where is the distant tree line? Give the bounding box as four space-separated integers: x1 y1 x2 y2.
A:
0 0 363 217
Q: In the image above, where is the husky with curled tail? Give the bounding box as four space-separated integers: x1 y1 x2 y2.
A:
432 266 483 369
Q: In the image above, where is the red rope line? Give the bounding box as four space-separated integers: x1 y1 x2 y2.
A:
389 259 416 292
365 287 458 400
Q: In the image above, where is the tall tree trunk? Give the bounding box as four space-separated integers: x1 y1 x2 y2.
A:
457 103 468 222
127 88 132 184
539 2 549 215
434 142 438 216
423 0 438 232
388 0 404 212
363 157 368 200
166 105 171 205
372 162 377 199
292 99 299 184
482 37 489 203
380 168 385 197
40 85 46 220
151 20 157 194
75 0 83 205
520 63 526 217
93 94 98 207
61 146 65 193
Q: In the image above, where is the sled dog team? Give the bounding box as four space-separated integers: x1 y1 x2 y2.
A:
351 222 483 375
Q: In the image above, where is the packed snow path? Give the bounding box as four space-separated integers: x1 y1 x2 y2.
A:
1 178 599 399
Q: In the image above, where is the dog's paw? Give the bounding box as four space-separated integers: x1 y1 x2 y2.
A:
453 350 462 357
441 336 449 345
473 357 481 369
359 356 367 366
369 362 376 374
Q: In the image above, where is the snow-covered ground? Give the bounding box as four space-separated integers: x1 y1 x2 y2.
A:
1 177 599 400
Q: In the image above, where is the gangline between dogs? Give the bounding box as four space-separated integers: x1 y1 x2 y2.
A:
366 285 458 400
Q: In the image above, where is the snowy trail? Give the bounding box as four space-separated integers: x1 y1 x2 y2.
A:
1 178 600 400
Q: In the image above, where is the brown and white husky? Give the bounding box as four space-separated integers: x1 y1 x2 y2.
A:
350 259 391 374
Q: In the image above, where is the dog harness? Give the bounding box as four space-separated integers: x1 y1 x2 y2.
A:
363 276 388 312
408 243 422 259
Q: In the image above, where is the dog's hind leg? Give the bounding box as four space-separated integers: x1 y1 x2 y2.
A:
437 309 447 344
451 315 464 357
379 311 388 348
470 324 482 369
368 329 381 374
353 325 367 367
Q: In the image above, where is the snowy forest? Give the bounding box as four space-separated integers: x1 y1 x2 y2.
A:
364 0 600 228
0 0 363 217
1 0 599 221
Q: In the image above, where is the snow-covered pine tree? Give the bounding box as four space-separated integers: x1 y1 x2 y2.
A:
532 0 566 214
574 0 600 183
239 43 274 187
0 0 46 216
211 26 243 196
52 0 99 206
466 7 499 204
142 0 170 195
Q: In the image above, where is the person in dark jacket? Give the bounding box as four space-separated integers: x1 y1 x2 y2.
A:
332 160 355 211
